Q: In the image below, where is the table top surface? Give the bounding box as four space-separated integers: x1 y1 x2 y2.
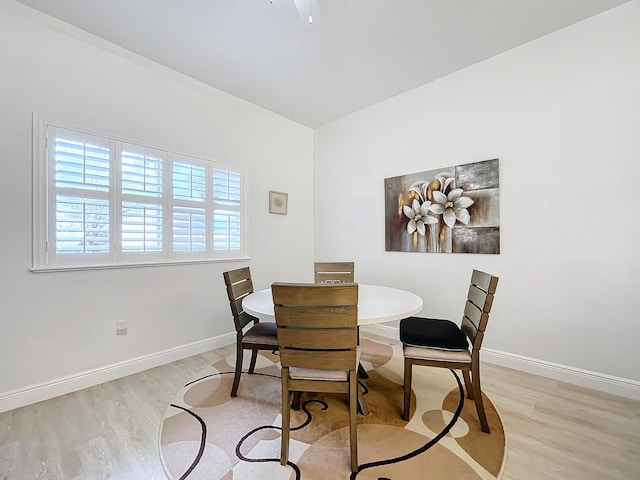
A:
242 284 423 326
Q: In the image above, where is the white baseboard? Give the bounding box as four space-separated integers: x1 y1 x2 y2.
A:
480 348 640 400
362 324 640 401
4 325 639 414
361 323 400 340
0 333 235 414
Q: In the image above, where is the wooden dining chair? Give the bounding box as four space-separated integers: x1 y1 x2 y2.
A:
272 282 359 472
223 267 278 397
314 261 355 284
400 269 499 433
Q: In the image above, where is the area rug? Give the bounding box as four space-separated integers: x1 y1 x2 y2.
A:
159 336 506 479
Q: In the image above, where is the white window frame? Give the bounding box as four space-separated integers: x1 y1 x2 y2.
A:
32 114 247 272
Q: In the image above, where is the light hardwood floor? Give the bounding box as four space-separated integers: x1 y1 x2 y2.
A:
1 343 638 479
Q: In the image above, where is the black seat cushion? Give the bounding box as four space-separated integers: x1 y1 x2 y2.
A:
248 321 277 337
400 317 468 350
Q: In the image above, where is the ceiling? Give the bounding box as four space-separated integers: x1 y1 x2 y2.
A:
15 0 630 128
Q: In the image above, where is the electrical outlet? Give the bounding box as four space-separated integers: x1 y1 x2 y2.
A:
116 320 128 335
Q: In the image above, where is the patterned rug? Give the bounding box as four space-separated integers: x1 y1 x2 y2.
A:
159 336 506 479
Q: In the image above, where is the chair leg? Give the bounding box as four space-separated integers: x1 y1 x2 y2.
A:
231 341 243 397
403 357 412 421
280 369 291 466
248 348 259 374
349 370 358 473
471 368 490 433
462 370 474 400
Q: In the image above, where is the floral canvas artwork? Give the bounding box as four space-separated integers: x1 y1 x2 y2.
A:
385 159 500 254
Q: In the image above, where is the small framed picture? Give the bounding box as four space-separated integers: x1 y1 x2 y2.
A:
269 191 288 215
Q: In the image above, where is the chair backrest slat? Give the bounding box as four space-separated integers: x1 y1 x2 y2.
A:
280 349 357 370
274 305 357 328
277 327 356 350
314 262 355 284
470 269 499 295
272 282 358 371
467 284 494 312
274 282 357 306
461 270 499 350
230 277 253 300
463 300 488 330
223 267 256 331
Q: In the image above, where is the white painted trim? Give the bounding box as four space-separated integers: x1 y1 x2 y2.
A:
361 323 400 340
0 333 235 413
480 348 640 401
361 325 640 401
5 324 639 414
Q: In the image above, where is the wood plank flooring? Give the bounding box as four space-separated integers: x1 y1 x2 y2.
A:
1 343 638 479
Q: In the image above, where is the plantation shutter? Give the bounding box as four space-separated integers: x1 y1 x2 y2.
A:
172 158 207 253
213 168 242 252
120 143 164 254
34 117 246 270
50 127 112 262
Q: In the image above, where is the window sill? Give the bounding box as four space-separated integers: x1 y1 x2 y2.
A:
30 256 251 273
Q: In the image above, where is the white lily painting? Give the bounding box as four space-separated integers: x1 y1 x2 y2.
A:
385 159 500 254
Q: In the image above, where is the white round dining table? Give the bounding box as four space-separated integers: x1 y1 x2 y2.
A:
242 284 423 326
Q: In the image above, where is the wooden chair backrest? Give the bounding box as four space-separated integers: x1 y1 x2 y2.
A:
272 283 358 371
460 270 499 351
314 261 355 284
223 267 256 332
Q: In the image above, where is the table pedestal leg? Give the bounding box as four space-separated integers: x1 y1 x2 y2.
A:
356 326 369 379
357 383 369 416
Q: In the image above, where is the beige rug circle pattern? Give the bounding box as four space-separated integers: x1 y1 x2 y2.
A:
159 337 506 479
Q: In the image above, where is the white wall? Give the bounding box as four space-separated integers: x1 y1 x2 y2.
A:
0 1 314 407
314 2 640 388
2 0 639 410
